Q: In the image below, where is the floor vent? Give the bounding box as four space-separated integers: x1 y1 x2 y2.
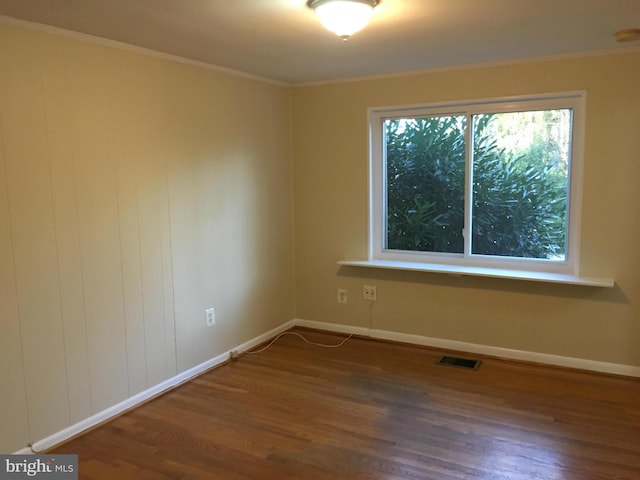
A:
436 355 482 370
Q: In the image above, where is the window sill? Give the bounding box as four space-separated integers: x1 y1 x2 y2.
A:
337 259 614 287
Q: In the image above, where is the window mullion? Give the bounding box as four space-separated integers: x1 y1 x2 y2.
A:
463 113 473 258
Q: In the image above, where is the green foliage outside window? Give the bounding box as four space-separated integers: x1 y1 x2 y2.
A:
385 110 569 259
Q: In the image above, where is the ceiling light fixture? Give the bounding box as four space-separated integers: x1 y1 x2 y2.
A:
307 0 379 41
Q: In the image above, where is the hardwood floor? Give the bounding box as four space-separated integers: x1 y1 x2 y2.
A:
52 328 640 479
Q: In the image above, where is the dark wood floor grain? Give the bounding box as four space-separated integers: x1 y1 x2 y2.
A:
52 328 640 479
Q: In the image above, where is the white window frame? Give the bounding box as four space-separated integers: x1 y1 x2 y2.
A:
369 92 586 276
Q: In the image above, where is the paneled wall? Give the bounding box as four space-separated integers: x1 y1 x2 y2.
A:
0 24 294 453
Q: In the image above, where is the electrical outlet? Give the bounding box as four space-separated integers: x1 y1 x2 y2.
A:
205 307 215 327
337 289 348 304
363 285 376 301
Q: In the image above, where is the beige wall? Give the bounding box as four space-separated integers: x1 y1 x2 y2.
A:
292 53 640 368
1 17 638 456
0 24 294 453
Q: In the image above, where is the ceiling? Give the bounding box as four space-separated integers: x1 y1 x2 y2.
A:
0 0 638 84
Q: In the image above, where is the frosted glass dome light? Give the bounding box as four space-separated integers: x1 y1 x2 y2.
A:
308 0 379 40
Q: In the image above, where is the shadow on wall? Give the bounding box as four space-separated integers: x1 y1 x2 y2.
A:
337 265 629 305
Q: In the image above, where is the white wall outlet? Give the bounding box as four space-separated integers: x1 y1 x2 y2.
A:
205 307 216 327
363 285 377 301
337 288 348 304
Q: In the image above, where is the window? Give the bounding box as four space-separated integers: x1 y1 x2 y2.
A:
370 93 585 275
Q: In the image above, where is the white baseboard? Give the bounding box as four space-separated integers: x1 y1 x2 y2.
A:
13 447 32 455
20 319 297 454
295 319 371 337
17 316 638 454
294 318 640 378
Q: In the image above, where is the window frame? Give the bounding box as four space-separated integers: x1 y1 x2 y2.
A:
369 92 586 276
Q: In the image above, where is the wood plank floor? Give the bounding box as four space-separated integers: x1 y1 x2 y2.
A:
52 328 640 479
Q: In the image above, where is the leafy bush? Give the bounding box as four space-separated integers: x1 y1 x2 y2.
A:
385 113 568 259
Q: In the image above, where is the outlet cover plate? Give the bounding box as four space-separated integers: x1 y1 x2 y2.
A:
363 285 376 301
337 289 348 304
205 307 215 327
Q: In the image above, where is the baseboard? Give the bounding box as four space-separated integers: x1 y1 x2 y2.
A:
13 447 32 455
17 316 638 453
19 319 297 454
294 318 640 378
295 319 371 337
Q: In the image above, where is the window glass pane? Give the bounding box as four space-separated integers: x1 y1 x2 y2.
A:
471 110 571 259
385 115 466 253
